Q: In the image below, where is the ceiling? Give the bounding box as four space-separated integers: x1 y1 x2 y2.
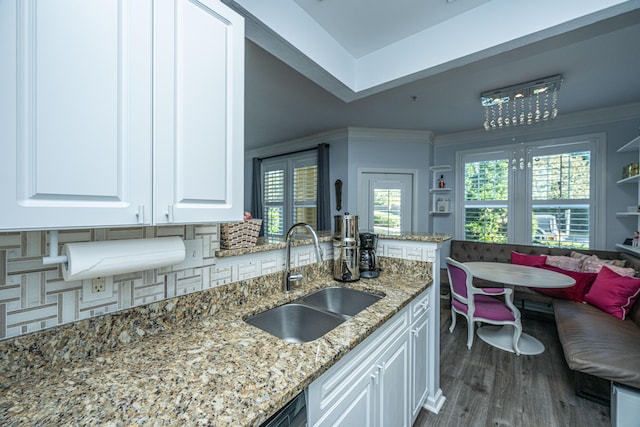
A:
223 0 640 151
292 0 491 58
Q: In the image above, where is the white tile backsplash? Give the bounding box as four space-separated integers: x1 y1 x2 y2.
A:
0 228 440 341
0 226 332 340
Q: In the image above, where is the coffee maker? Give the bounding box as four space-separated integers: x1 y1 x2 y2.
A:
359 232 379 278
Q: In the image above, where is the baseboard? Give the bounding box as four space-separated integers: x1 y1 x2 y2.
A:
424 388 446 414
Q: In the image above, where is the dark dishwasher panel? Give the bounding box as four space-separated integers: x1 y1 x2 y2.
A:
261 391 307 427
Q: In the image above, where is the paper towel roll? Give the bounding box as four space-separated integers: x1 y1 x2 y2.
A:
62 237 186 281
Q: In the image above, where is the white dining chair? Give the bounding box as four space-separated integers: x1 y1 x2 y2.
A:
445 257 523 355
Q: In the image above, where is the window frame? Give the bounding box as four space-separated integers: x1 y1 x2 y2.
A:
357 168 417 235
261 151 318 237
455 133 606 248
460 149 514 243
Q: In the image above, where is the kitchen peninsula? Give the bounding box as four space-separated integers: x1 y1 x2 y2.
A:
0 233 449 426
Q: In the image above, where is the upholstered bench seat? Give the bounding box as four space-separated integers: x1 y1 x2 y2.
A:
445 239 640 407
554 299 640 389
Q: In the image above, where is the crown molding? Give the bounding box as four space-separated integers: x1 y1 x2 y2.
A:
244 128 349 159
245 127 435 159
346 127 434 144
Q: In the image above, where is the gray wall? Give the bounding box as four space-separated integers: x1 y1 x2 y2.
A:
244 106 640 247
245 128 433 233
345 136 432 232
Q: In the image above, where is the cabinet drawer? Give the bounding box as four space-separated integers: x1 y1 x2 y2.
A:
411 290 430 321
308 305 409 415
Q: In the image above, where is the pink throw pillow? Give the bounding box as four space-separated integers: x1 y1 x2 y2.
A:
583 265 640 320
533 265 597 302
581 255 635 277
511 251 547 267
545 255 583 272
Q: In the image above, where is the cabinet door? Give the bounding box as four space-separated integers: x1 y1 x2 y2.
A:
154 0 244 225
411 312 430 421
0 0 152 230
312 371 375 427
376 332 410 427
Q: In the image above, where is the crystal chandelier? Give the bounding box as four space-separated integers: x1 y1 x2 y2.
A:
481 75 563 131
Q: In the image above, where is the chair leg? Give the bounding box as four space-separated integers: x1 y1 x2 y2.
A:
449 310 457 333
466 318 474 349
512 322 523 356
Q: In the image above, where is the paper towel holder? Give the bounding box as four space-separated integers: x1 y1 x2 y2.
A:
42 230 68 266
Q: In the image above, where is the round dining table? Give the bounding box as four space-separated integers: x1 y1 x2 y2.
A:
463 262 576 355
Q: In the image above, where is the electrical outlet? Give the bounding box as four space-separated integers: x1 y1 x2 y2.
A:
82 276 113 302
92 277 106 293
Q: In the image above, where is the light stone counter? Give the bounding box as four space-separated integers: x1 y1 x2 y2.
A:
0 257 432 426
215 231 333 258
215 231 450 258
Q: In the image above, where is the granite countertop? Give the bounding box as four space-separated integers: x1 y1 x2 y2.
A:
0 259 432 426
215 231 451 258
375 232 451 242
215 230 334 257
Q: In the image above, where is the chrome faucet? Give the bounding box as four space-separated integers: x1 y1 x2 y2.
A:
283 223 323 293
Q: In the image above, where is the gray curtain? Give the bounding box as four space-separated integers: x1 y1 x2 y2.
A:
317 143 331 231
251 157 264 236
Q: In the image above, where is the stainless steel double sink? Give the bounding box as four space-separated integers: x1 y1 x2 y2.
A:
245 287 383 343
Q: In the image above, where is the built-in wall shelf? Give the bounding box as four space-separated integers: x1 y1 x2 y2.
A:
616 134 640 238
616 244 640 256
617 135 640 153
617 174 640 185
616 212 640 217
429 165 452 215
430 165 452 173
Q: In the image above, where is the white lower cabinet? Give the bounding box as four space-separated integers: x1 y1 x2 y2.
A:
310 362 376 426
308 290 430 427
410 292 430 422
375 332 410 426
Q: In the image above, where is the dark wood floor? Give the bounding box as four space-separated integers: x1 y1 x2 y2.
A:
413 306 610 427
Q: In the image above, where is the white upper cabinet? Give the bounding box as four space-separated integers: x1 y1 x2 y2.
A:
0 0 244 231
154 0 244 225
0 0 153 230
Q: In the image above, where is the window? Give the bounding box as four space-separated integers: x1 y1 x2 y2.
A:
457 135 604 249
530 149 591 248
262 152 317 237
358 172 414 235
373 187 403 235
463 154 510 243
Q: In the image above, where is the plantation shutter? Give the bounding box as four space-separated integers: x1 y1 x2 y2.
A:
261 151 318 237
293 157 318 227
263 161 285 237
529 145 591 247
458 136 598 248
463 155 510 243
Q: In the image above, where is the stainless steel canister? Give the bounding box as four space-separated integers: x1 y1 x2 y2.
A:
334 213 359 242
333 213 360 282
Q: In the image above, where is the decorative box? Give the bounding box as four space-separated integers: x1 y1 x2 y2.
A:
220 219 262 249
436 198 450 213
622 163 639 179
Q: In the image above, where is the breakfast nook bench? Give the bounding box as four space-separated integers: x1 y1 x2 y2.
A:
444 240 640 424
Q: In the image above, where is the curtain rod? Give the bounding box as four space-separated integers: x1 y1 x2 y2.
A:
257 144 328 161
